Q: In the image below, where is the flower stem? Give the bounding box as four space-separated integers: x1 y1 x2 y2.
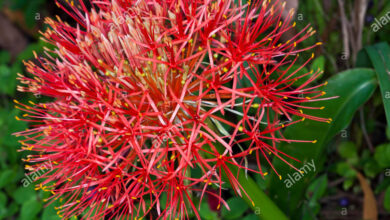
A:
222 165 288 220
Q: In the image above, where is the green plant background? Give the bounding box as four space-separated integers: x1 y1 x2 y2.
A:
0 0 390 219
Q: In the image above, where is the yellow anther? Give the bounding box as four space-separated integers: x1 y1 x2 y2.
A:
252 103 259 108
131 196 137 200
99 187 108 191
311 53 315 59
324 81 328 86
115 175 121 178
316 42 323 45
305 97 312 100
249 149 253 154
312 140 317 144
281 124 285 128
223 67 228 72
279 175 282 180
293 22 296 27
15 116 20 121
213 53 218 59
67 178 72 182
198 46 203 51
302 117 305 121
217 204 221 210
320 106 325 110
238 126 244 132
252 201 255 207
321 91 326 96
263 172 268 176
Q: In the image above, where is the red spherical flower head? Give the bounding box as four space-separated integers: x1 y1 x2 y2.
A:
14 0 331 219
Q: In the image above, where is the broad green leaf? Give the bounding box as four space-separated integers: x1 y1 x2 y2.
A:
337 142 358 159
306 175 327 202
386 126 390 140
268 68 377 218
243 214 258 220
0 51 10 64
20 198 42 220
221 165 288 220
337 142 359 165
335 162 356 178
0 192 6 218
199 201 218 220
342 178 354 191
363 159 382 178
374 143 390 168
365 43 390 126
221 197 249 219
384 186 390 212
12 186 36 204
42 200 62 220
0 169 16 189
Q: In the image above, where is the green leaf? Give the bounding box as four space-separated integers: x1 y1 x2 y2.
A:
342 178 354 191
0 169 16 189
386 126 390 140
268 68 377 218
221 165 288 220
310 56 325 80
20 198 42 220
337 142 359 165
364 43 390 126
337 142 358 159
384 186 390 212
12 185 36 204
363 159 382 178
221 197 249 219
243 214 258 220
42 200 62 220
0 51 10 64
279 64 309 87
199 201 218 220
306 175 327 201
0 192 6 218
335 162 356 178
374 143 390 168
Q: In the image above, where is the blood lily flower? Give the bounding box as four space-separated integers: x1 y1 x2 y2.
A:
14 0 331 219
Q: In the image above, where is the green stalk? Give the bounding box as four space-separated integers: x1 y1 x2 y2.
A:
222 164 288 220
